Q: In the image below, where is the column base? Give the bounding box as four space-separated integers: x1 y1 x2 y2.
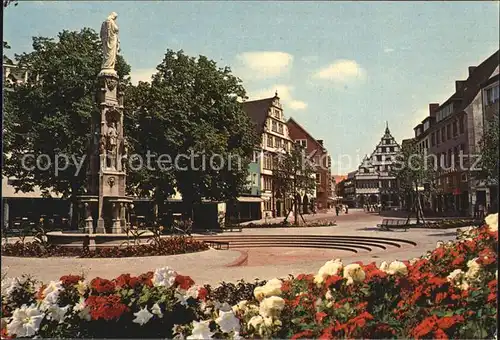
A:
96 218 106 233
85 217 94 234
111 219 122 234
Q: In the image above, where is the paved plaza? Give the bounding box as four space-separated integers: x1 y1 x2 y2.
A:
2 210 463 285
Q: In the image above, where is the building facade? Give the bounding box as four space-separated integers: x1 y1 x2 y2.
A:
242 93 295 218
287 117 332 210
346 124 401 208
412 51 499 216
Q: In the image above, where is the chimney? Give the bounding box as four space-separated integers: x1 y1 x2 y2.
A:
317 140 324 146
455 80 466 92
429 103 440 117
468 66 476 76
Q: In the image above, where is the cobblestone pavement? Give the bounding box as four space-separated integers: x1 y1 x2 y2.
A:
2 210 464 285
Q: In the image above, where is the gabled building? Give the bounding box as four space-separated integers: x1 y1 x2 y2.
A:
287 117 331 210
349 124 401 207
242 92 294 218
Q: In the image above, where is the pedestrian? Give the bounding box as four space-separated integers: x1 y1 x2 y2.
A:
335 205 339 216
345 205 349 214
478 203 485 219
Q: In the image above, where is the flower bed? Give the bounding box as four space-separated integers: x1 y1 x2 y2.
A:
1 236 209 258
427 218 484 229
241 220 336 229
1 214 497 339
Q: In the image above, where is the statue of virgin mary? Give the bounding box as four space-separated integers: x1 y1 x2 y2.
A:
100 12 119 72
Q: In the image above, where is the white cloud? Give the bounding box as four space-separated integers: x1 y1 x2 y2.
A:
249 84 307 111
235 51 293 80
301 55 319 64
130 68 156 85
384 48 395 53
313 59 366 83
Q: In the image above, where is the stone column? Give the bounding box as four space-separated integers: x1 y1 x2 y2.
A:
120 203 126 228
84 203 94 234
111 203 121 234
3 200 9 229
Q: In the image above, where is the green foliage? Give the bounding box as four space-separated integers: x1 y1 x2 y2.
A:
124 49 259 220
2 28 131 226
272 144 316 224
477 111 499 184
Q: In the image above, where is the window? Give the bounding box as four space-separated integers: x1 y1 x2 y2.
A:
263 176 273 191
275 138 282 149
376 155 382 161
485 85 500 105
452 120 458 137
385 139 391 145
459 116 465 134
436 131 440 145
441 127 446 142
386 156 392 162
267 135 273 148
263 154 272 170
252 151 259 163
316 173 321 183
431 132 436 146
389 146 394 152
425 140 429 149
446 124 451 140
274 109 281 119
271 121 277 132
295 139 307 148
278 123 283 134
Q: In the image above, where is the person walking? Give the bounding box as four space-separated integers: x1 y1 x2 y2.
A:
345 205 349 214
335 205 340 216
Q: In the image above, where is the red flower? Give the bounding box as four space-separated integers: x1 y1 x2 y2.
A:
437 315 464 330
85 295 129 321
36 284 46 300
175 275 195 290
59 275 83 286
281 280 292 293
197 287 208 301
296 274 314 282
137 272 153 287
291 330 314 339
1 327 12 339
90 277 116 294
113 274 139 289
315 311 327 323
451 255 465 267
434 328 449 339
324 275 343 288
413 315 438 338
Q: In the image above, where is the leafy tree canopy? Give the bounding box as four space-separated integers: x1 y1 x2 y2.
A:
477 111 499 185
124 50 259 218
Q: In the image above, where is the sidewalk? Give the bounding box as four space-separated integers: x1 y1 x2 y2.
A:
239 209 364 225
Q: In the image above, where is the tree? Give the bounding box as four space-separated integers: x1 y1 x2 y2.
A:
124 50 259 225
477 111 499 185
393 139 436 225
3 28 130 228
273 144 317 225
3 0 17 8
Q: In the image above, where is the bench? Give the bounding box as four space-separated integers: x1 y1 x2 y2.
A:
202 240 230 250
376 219 408 231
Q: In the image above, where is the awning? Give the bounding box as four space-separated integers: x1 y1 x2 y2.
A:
237 196 263 203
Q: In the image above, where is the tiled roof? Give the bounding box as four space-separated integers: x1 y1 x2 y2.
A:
241 97 275 135
441 50 499 112
287 117 326 151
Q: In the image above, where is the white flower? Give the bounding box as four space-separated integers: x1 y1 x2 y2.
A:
41 281 64 306
151 303 163 318
379 261 389 272
325 290 334 301
175 292 189 307
259 296 285 318
7 304 44 337
46 305 70 323
436 241 444 248
465 258 481 280
485 213 498 232
447 269 465 283
409 258 419 265
387 261 408 276
187 320 213 340
132 306 153 326
233 331 243 340
76 280 88 296
73 297 91 321
216 310 240 333
343 264 366 285
185 285 201 299
214 301 232 312
314 259 343 285
254 278 282 301
1 277 20 300
232 300 248 314
152 267 177 288
248 315 264 330
495 270 498 280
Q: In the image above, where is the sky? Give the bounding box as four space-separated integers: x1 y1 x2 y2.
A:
4 1 499 174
